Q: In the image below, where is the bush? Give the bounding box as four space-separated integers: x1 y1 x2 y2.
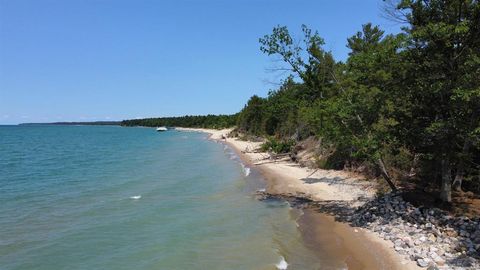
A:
260 137 295 154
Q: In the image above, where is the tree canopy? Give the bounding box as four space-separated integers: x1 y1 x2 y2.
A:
121 114 237 129
236 0 480 202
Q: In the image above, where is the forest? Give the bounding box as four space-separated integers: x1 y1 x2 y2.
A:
121 114 237 129
236 0 479 203
124 0 479 204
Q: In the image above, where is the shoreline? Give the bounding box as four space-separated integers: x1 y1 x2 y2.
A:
175 127 420 270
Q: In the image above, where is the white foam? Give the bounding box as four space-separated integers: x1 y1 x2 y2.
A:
275 256 288 270
257 188 266 193
130 195 141 200
244 167 251 176
240 163 250 176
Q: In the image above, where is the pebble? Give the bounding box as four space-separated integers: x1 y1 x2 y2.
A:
349 192 480 269
418 258 430 267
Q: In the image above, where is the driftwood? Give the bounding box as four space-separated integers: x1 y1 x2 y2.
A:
270 153 290 159
253 152 291 165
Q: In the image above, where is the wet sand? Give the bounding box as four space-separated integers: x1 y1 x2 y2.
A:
299 209 416 270
176 127 420 270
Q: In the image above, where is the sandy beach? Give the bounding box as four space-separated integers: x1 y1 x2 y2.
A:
176 127 420 270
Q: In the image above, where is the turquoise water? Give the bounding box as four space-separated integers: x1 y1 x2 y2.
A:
0 126 320 270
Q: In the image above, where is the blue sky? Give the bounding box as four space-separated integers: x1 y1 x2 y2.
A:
0 0 402 124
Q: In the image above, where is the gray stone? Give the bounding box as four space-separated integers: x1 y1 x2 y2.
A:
394 239 403 247
417 258 430 267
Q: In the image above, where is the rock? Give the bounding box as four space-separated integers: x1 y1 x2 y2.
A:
428 251 438 259
444 252 454 258
433 256 445 266
445 230 458 237
404 237 414 248
417 258 430 267
432 228 442 237
346 191 480 270
394 239 403 247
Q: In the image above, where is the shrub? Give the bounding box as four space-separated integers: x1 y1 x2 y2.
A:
261 137 295 154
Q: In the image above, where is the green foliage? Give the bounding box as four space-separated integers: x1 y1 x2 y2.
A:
236 1 480 199
260 137 295 154
236 95 266 135
124 1 480 200
121 114 237 129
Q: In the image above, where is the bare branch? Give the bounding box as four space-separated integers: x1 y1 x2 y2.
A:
380 0 409 24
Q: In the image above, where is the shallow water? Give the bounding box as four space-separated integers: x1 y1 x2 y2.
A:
0 126 321 270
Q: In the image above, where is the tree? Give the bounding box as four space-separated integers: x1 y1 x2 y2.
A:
237 95 266 135
396 0 480 202
259 25 336 100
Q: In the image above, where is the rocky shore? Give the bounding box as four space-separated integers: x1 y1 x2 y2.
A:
351 192 480 269
179 128 479 270
257 191 480 270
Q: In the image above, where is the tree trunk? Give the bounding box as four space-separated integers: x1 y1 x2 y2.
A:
378 157 397 192
440 157 452 203
408 153 420 177
452 166 464 192
453 139 471 191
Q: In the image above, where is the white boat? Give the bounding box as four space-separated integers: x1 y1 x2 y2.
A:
156 126 168 132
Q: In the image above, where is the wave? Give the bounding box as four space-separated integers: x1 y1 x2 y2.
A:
240 162 250 176
240 164 251 177
225 149 237 160
244 167 251 176
275 256 288 270
129 195 141 200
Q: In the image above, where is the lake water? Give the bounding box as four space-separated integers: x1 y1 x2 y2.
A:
0 126 322 270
